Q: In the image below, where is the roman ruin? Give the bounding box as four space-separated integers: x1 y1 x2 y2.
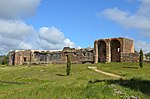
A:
8 37 139 65
94 37 138 63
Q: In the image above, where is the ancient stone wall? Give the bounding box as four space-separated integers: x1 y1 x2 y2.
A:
121 53 139 62
30 51 62 64
94 37 138 63
8 37 139 65
122 38 134 53
8 47 94 65
62 47 94 64
9 50 32 65
8 51 15 65
14 51 22 65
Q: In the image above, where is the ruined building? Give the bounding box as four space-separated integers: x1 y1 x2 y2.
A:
8 37 139 65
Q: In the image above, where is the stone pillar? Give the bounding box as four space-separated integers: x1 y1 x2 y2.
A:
14 52 18 65
94 40 98 63
106 39 111 63
108 41 111 62
8 52 13 65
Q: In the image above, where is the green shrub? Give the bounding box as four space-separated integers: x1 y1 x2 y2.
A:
139 49 143 68
0 55 8 65
66 55 71 76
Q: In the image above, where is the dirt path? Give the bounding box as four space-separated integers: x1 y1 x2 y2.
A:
88 67 125 79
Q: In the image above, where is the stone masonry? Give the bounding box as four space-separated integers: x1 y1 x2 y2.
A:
94 37 138 63
8 47 94 65
8 37 139 65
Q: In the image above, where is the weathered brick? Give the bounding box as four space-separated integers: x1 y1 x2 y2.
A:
8 37 139 65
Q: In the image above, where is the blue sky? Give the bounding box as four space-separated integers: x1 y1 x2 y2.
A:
0 0 150 54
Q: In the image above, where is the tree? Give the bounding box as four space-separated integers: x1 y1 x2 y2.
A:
0 55 8 65
139 49 143 68
66 55 71 76
145 52 150 59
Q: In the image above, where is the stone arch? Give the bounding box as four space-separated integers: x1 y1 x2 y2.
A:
111 39 121 62
98 41 106 62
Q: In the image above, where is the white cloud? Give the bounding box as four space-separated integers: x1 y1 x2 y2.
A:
0 0 78 55
0 20 35 54
100 0 150 52
0 0 41 19
101 8 150 31
0 22 77 54
0 20 34 39
19 42 33 50
38 27 64 44
135 41 150 53
63 39 74 47
0 0 41 54
38 26 75 50
100 0 150 34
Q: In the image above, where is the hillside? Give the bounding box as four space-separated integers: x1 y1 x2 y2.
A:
0 63 150 99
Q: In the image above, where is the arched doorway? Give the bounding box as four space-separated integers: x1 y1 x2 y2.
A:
98 41 106 62
111 40 121 62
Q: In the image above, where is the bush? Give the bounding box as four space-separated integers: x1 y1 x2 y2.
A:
66 55 71 76
139 49 143 68
0 55 8 65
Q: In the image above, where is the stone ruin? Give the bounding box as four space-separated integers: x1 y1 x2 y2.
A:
94 37 139 63
8 37 139 65
8 47 94 65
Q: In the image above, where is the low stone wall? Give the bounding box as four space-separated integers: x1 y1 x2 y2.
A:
121 53 139 62
8 47 95 65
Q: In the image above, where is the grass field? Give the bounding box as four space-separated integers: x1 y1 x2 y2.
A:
0 62 150 99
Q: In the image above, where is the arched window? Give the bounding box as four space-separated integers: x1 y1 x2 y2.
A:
98 41 106 62
111 40 121 62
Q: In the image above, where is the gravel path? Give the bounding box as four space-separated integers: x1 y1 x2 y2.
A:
88 66 125 79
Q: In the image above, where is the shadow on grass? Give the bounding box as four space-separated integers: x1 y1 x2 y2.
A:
56 74 66 76
89 78 150 96
123 67 139 69
0 80 27 84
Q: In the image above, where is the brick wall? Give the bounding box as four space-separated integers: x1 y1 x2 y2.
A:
94 37 138 63
121 53 139 62
8 37 139 65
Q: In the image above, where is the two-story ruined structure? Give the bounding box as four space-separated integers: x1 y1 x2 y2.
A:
8 37 139 65
94 37 139 63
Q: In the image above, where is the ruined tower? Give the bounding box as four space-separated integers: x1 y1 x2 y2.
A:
94 37 137 63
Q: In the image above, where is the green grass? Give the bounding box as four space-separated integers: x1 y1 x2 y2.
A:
96 62 150 80
0 63 150 99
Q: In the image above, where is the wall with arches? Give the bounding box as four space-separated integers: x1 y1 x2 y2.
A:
94 37 136 63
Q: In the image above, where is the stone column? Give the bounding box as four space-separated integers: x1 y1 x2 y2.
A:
94 40 98 64
106 39 111 63
8 52 13 65
15 52 19 65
